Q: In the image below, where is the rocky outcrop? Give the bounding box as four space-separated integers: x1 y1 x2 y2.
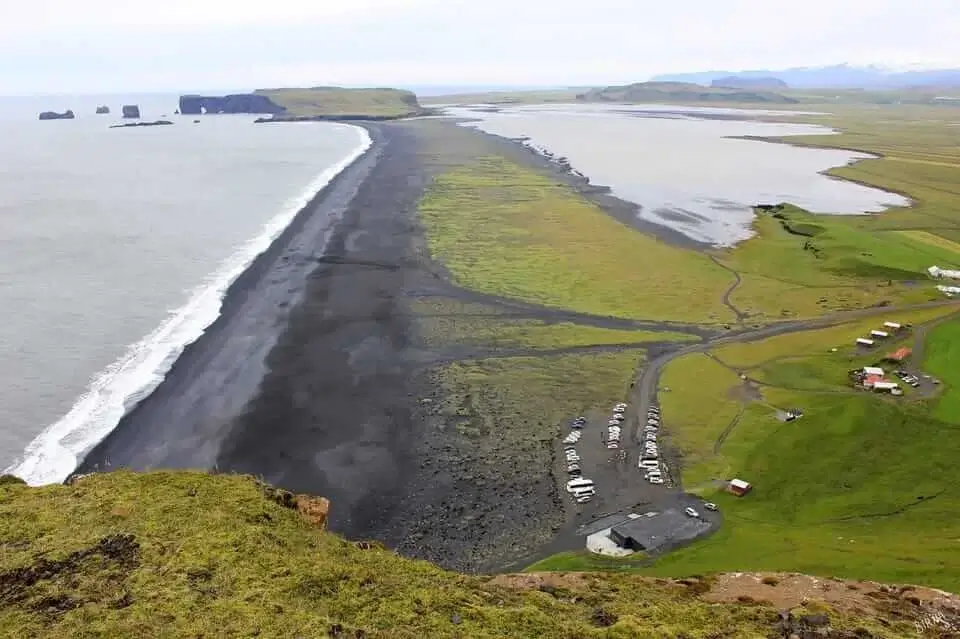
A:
122 105 141 119
38 110 75 120
109 120 174 129
95 105 110 114
178 94 286 115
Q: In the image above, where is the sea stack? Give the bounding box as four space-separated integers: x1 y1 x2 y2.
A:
122 105 141 119
38 110 75 121
95 105 110 114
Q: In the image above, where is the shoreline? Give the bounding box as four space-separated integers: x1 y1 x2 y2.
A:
70 124 385 478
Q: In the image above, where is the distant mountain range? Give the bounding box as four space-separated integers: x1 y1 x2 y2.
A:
653 64 960 89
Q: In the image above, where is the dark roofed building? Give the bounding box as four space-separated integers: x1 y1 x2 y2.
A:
609 509 701 552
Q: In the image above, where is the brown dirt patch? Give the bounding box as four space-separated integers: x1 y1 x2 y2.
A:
486 572 592 591
704 572 960 619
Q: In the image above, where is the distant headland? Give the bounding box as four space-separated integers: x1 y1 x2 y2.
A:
178 87 427 121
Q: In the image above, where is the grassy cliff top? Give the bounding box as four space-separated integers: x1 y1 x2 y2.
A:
0 471 953 638
255 87 424 118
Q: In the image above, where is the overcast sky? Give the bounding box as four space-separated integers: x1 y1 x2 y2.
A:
2 0 959 94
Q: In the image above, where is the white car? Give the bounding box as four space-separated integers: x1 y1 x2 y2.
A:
614 403 627 411
648 476 665 485
685 507 699 518
608 427 622 435
639 459 659 469
703 502 718 512
607 442 619 449
645 434 657 442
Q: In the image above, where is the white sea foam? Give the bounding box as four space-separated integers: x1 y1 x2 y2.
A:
5 123 372 486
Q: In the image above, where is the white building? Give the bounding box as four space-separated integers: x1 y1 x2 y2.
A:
870 330 889 338
863 366 885 376
929 266 960 280
856 338 875 346
938 285 960 297
883 322 902 330
872 381 900 392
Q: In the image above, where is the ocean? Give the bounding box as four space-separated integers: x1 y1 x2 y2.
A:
448 103 910 246
0 94 367 482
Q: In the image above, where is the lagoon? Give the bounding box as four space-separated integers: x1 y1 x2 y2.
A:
448 103 909 246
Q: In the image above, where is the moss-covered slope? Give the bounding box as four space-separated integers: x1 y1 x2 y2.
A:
0 471 951 638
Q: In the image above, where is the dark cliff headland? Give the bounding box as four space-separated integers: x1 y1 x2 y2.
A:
178 93 286 115
178 87 426 121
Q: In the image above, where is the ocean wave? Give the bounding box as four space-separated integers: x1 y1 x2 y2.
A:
5 123 372 486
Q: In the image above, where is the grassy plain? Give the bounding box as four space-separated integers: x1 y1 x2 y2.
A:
256 87 423 117
716 207 957 320
659 354 744 486
418 156 736 323
922 318 960 424
6 471 918 639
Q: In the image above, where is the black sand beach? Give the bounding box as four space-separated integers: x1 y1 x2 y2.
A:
76 119 708 572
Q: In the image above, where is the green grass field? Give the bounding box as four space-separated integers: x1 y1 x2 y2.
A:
923 318 960 424
717 207 956 320
418 156 737 323
256 87 423 117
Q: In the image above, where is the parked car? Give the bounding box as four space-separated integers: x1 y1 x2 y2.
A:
684 507 699 518
703 502 718 512
607 442 619 449
648 476 665 485
615 403 627 411
645 434 657 442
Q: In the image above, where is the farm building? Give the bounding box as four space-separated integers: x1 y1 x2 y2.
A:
872 381 900 393
928 266 960 280
863 374 885 388
856 338 875 346
870 330 889 338
607 510 703 552
883 322 902 331
884 347 912 363
728 479 752 496
863 366 885 376
937 285 960 296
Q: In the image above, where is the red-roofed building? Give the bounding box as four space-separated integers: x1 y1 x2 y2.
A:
885 347 912 363
863 374 884 388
